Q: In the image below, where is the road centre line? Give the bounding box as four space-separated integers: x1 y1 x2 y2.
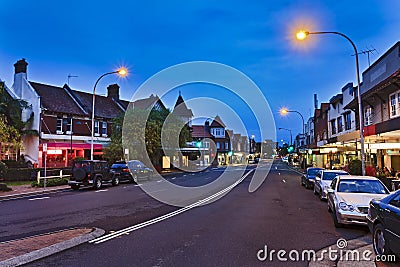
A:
89 169 255 245
95 189 108 193
28 196 50 201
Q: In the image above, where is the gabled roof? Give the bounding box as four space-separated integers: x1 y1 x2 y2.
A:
191 125 214 138
173 94 193 117
210 115 226 128
133 94 166 111
30 82 87 116
30 82 127 118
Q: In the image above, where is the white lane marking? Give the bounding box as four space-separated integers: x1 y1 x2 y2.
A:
123 186 128 189
157 180 163 183
89 169 255 245
134 184 140 187
171 177 176 180
278 172 281 175
95 189 108 193
29 196 50 201
282 179 286 183
183 174 187 177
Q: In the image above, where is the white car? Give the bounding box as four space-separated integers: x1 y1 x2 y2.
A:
314 169 349 200
327 175 390 227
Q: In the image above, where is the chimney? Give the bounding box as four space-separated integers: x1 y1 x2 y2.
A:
107 84 120 100
14 58 28 74
13 59 28 98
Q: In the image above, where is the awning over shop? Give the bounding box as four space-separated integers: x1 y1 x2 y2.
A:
41 142 103 150
337 130 361 142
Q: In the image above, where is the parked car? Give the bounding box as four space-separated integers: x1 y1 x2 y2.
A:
110 161 136 183
314 169 349 200
327 175 390 228
127 160 154 182
367 190 400 257
68 160 119 190
301 167 324 189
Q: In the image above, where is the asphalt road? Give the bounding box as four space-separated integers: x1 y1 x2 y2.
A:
1 161 370 266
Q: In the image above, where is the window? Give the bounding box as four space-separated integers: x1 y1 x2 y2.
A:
344 112 352 130
364 106 373 126
63 118 72 133
330 119 336 135
337 117 343 133
94 121 100 135
216 142 220 149
225 142 229 150
389 193 400 208
211 128 225 137
390 93 398 117
56 117 63 133
102 122 107 135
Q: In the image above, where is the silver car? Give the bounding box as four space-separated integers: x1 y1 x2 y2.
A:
327 175 390 228
314 170 349 200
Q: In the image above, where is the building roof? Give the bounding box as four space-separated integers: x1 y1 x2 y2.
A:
30 82 87 116
191 125 214 138
173 93 193 117
133 94 166 111
210 115 226 128
30 82 166 119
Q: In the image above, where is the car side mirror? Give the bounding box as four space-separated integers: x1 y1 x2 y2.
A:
327 188 334 194
315 177 321 182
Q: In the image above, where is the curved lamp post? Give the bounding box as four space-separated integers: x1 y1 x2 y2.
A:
90 68 127 160
280 108 305 148
278 127 293 146
296 30 365 175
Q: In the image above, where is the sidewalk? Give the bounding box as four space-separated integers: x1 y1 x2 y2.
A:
0 184 70 201
0 228 104 267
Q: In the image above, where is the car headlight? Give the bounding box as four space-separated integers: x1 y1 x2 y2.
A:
338 202 355 211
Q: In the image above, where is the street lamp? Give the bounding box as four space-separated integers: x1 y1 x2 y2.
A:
90 67 127 160
280 108 305 148
278 127 293 146
296 30 365 175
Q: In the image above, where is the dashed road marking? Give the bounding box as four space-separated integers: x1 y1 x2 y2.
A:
28 196 50 201
95 189 108 193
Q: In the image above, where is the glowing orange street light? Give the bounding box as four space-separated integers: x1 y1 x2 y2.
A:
296 31 308 40
90 67 128 160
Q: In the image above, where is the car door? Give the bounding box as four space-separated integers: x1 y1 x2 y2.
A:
327 177 338 211
315 171 322 193
385 192 400 253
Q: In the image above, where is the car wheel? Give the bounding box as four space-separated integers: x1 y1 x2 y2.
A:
94 178 102 190
313 186 318 195
301 177 305 186
71 184 80 190
373 223 392 256
328 203 332 213
305 181 310 189
332 208 343 228
320 191 325 201
112 176 119 186
132 174 138 183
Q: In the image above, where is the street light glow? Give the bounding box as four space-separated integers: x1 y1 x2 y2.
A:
280 108 288 115
117 67 128 77
296 30 308 40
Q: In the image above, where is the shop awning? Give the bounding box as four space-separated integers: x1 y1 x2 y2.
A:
41 142 103 150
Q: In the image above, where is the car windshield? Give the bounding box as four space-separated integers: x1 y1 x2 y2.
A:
111 163 127 169
337 179 389 194
308 169 321 176
323 172 347 180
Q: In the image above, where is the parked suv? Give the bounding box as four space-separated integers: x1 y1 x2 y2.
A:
68 160 119 190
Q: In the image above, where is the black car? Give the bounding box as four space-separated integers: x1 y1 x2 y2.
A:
110 161 136 183
367 190 400 257
68 160 119 190
301 167 324 189
127 160 154 182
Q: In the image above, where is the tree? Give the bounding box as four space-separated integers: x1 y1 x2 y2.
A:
121 107 191 166
102 116 124 164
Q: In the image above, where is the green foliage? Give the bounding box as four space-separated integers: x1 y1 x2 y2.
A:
0 161 8 179
31 177 69 187
121 107 191 165
348 159 362 175
0 82 37 148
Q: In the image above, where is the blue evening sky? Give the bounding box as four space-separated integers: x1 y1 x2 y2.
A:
0 0 399 143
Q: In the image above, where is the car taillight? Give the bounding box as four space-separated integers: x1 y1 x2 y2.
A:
88 174 91 178
123 168 130 172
